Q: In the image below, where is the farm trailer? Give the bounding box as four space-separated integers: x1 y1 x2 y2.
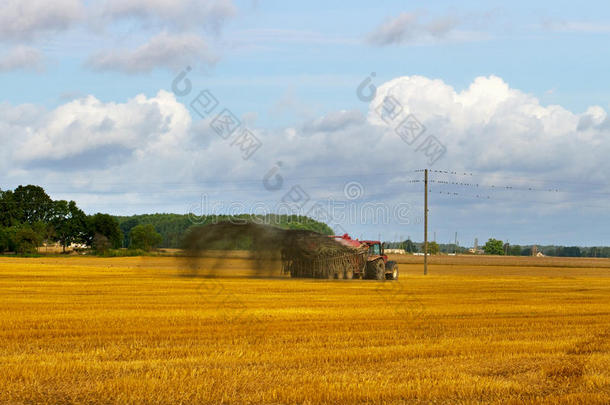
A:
282 234 399 280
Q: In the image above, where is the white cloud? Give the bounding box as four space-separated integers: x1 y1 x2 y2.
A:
0 1 237 74
84 1 238 73
302 110 365 134
367 75 610 179
366 11 486 46
3 75 610 243
367 12 418 45
4 74 610 185
86 32 217 73
0 46 44 72
5 75 610 184
14 90 191 165
97 0 237 32
0 0 84 41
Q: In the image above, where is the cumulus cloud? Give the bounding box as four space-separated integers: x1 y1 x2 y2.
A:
5 75 610 183
367 75 610 180
367 12 463 46
86 32 217 73
13 90 191 167
3 75 610 243
0 0 84 41
0 46 44 72
5 74 610 184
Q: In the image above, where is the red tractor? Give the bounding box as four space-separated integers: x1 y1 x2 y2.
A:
331 234 399 280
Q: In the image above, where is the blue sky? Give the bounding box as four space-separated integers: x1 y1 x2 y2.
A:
1 0 610 246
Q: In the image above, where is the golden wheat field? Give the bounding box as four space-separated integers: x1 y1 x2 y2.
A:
1 255 609 404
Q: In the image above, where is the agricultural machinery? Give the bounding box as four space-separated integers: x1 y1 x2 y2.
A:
282 234 399 280
182 222 398 280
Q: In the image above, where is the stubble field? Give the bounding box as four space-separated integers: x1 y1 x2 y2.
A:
0 254 609 404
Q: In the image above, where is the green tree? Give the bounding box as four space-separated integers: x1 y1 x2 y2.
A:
92 233 111 253
556 246 581 257
129 224 162 251
12 185 54 224
50 200 88 252
15 226 41 255
88 213 123 249
402 239 417 253
118 218 140 248
510 244 522 256
428 241 440 255
32 221 53 245
3 227 18 252
0 189 19 227
0 227 9 253
483 238 504 255
115 213 334 249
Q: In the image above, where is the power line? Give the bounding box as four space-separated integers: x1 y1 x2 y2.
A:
428 168 608 188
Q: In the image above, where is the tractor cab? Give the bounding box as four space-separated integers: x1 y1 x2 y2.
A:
363 241 387 263
368 242 382 255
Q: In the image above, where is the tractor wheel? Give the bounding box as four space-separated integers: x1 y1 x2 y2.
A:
386 263 399 280
364 261 375 279
366 259 385 280
374 259 385 280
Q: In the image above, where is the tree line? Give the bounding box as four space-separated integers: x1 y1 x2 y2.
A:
481 239 609 257
444 238 584 256
0 185 334 255
114 213 334 249
0 185 163 254
385 237 610 258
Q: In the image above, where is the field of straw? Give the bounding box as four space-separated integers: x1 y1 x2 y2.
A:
1 255 609 404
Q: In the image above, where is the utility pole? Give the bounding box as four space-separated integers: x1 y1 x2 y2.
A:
424 169 428 275
455 231 458 255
